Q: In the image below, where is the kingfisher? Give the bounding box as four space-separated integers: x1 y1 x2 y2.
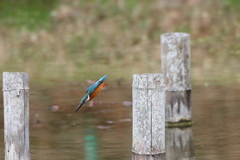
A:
75 75 107 112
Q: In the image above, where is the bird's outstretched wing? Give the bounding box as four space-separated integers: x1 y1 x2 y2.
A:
86 75 107 94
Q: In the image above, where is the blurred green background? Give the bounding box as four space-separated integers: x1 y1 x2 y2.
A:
0 0 239 85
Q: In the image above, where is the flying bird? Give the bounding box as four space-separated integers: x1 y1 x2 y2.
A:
75 75 107 112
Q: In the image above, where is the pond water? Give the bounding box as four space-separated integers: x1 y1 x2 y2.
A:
0 82 239 160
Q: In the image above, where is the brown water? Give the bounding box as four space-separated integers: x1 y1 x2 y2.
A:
0 82 240 160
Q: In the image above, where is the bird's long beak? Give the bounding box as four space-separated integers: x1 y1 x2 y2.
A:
75 102 84 113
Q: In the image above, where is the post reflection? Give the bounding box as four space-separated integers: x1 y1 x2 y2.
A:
84 129 98 160
165 127 195 160
81 112 99 160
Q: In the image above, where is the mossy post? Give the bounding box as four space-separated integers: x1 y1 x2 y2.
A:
132 74 165 160
161 33 192 126
2 72 30 160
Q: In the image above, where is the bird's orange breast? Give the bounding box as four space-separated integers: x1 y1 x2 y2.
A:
89 84 103 99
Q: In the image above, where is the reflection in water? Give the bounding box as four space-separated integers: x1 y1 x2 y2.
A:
84 130 98 160
166 127 195 160
82 113 99 160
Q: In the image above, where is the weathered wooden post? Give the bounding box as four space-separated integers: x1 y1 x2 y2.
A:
132 74 165 160
161 32 192 126
2 72 30 160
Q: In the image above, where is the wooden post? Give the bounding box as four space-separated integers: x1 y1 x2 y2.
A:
161 32 192 126
165 127 195 159
132 74 165 160
2 72 30 160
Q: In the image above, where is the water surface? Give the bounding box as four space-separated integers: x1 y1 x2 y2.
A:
0 83 239 160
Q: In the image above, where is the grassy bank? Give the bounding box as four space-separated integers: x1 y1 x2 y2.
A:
0 0 239 85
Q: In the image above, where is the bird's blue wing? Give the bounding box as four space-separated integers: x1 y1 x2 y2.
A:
86 75 107 94
98 74 107 82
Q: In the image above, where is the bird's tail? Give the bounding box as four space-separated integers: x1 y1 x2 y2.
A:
75 102 84 113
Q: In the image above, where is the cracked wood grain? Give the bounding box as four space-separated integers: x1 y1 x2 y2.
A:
3 72 30 160
132 74 165 159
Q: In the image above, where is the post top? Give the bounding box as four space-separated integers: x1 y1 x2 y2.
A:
2 72 29 91
133 73 164 77
161 32 189 38
132 73 164 89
